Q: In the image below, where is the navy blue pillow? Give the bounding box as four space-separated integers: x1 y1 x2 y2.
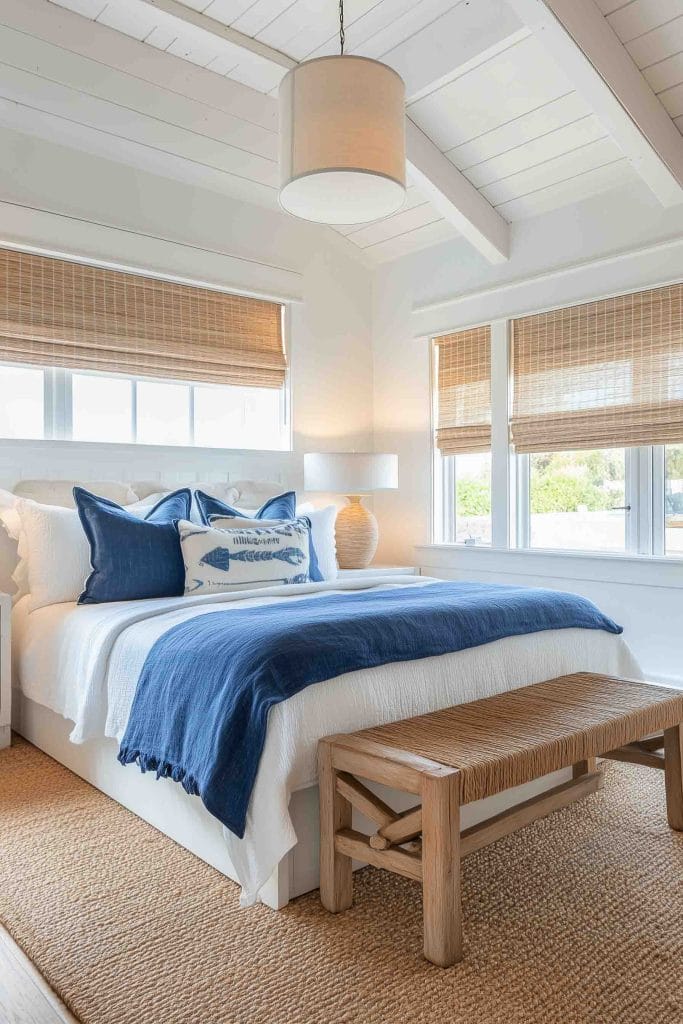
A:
195 489 296 526
74 487 192 604
298 515 323 583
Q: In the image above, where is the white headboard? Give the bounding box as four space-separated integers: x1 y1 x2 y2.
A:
0 438 300 492
0 438 302 597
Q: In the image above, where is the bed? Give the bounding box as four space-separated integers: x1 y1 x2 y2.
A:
10 568 640 909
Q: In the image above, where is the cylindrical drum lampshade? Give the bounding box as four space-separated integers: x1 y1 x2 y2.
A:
304 452 399 494
278 56 406 225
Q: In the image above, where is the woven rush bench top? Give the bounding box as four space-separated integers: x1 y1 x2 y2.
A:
346 673 683 804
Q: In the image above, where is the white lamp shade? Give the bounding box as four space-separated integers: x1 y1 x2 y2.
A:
304 453 398 494
278 56 406 225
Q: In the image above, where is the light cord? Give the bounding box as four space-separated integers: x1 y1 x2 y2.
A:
339 0 345 54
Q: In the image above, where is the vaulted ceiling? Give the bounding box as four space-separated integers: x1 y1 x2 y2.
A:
2 0 683 264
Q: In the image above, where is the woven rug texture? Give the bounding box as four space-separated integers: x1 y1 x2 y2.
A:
0 738 682 1024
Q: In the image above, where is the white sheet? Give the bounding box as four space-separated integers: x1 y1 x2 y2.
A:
12 575 641 904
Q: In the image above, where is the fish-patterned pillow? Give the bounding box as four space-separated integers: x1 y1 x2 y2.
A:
177 517 312 595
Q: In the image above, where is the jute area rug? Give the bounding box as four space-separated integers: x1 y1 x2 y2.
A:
0 737 681 1024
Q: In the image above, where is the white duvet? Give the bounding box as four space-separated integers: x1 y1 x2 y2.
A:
12 574 640 904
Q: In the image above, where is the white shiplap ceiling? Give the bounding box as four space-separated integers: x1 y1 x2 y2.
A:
1 0 682 263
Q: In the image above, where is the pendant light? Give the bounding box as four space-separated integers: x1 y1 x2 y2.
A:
278 1 406 225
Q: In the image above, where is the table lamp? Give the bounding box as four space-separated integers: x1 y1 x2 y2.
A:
304 452 399 569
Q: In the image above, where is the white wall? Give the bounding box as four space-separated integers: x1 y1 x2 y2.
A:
372 180 683 684
372 254 432 563
416 546 683 688
404 179 683 325
0 128 375 464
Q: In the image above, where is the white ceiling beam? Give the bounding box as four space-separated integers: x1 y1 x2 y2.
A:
405 120 510 264
508 0 683 207
383 0 529 104
136 0 295 73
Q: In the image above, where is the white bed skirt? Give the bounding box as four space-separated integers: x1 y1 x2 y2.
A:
13 691 294 910
12 689 583 910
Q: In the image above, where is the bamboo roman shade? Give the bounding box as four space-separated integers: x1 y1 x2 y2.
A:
0 248 286 388
511 283 683 453
435 325 491 456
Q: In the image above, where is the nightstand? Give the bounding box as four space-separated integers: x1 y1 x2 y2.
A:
0 593 10 749
337 566 419 579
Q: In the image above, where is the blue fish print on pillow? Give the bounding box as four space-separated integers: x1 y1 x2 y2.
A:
179 516 314 594
199 546 307 572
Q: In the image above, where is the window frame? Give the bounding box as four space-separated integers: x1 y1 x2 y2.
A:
660 443 683 559
432 313 683 562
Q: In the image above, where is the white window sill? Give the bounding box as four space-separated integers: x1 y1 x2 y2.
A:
415 542 683 589
0 436 293 456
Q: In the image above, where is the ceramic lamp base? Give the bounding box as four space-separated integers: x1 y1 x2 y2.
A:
335 495 378 569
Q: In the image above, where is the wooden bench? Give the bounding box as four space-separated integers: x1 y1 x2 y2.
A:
318 673 683 967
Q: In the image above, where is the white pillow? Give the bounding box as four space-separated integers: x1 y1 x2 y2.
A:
13 479 137 508
9 495 154 611
211 505 338 581
179 517 312 595
20 501 92 611
0 488 27 601
124 495 166 514
297 505 338 580
229 480 286 510
194 482 240 504
0 490 160 605
132 480 239 504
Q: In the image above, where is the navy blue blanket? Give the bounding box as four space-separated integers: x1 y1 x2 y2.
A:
118 581 621 837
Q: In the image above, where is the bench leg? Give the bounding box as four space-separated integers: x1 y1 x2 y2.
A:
421 772 462 967
318 741 353 912
664 725 683 831
573 757 598 779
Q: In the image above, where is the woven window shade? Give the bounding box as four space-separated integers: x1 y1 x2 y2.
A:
511 283 683 453
435 325 491 456
0 248 286 388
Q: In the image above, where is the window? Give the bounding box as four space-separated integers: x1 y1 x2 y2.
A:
0 364 43 439
433 282 683 560
510 287 683 454
454 452 492 545
434 325 492 545
67 371 288 450
72 373 133 444
666 444 683 557
193 383 285 451
0 247 286 389
0 246 290 451
0 366 289 450
136 380 190 447
527 448 627 552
